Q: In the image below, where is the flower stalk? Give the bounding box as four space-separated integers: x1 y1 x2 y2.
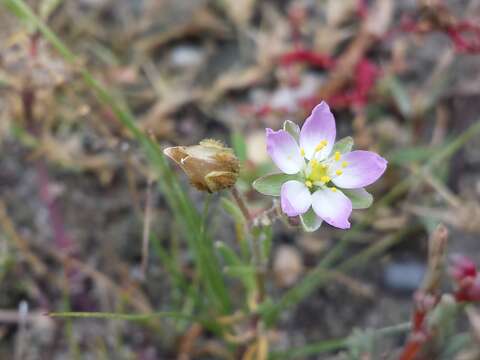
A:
230 187 266 304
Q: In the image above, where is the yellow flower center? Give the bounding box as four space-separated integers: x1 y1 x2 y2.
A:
308 162 329 183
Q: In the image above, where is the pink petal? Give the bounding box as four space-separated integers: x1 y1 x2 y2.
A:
311 188 352 229
266 128 304 174
299 101 336 161
281 180 312 217
332 150 387 189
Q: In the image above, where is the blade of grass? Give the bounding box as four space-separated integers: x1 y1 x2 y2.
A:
49 311 195 321
49 310 224 335
269 322 411 359
3 0 231 314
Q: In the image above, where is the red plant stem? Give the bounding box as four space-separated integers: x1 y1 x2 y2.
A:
398 340 422 360
34 160 72 251
21 37 73 252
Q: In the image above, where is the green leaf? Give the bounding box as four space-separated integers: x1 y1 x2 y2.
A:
332 136 354 154
383 75 412 118
223 265 256 291
387 145 441 166
221 198 246 224
342 188 373 209
48 311 195 322
260 225 273 261
40 0 63 20
283 120 300 142
300 208 322 232
231 131 247 162
252 173 302 196
215 242 243 267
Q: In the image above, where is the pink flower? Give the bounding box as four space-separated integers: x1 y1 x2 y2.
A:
262 101 387 230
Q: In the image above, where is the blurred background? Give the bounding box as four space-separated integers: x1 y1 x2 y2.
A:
1 0 480 358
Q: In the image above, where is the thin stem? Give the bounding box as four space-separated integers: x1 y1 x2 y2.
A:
201 193 212 238
230 187 251 224
230 187 265 303
140 174 154 278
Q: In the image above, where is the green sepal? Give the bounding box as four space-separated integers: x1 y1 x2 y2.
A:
300 208 323 232
342 188 373 209
252 173 302 196
283 120 300 142
332 136 354 154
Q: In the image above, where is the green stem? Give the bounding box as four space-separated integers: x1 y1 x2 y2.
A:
230 187 266 303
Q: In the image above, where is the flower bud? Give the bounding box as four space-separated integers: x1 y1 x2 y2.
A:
164 139 240 193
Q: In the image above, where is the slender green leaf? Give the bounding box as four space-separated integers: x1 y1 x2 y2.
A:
388 145 442 166
260 225 273 262
216 242 243 267
221 197 246 224
40 0 63 20
231 131 247 162
49 311 190 320
384 75 412 118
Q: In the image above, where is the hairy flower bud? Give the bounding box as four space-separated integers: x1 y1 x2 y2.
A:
164 139 240 193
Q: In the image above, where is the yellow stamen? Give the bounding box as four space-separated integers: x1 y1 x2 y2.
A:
320 176 331 183
310 159 318 168
341 161 348 168
336 169 343 176
300 148 305 157
330 187 337 192
314 140 328 152
334 151 341 161
305 180 313 188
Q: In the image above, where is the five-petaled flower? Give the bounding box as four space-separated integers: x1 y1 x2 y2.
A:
254 101 387 231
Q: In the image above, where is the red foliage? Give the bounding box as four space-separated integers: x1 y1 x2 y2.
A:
279 49 336 69
450 255 480 302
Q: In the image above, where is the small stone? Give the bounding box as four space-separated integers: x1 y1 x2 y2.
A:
273 245 304 288
298 235 328 255
169 45 204 69
383 260 426 292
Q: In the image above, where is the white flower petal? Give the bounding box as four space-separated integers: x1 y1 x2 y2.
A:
312 188 352 229
281 180 312 217
266 128 304 174
299 101 336 161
